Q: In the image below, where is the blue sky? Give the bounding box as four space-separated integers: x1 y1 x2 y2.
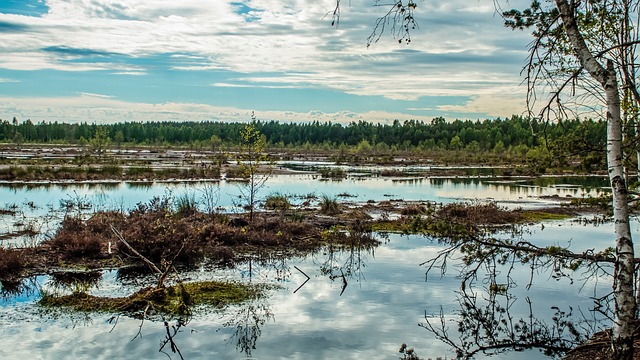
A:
0 0 532 124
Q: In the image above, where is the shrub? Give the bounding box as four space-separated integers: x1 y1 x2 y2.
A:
264 193 291 211
319 168 347 179
49 216 104 259
400 204 427 216
175 193 198 216
319 195 341 215
0 248 25 280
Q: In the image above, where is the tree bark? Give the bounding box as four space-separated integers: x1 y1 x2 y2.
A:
554 0 636 358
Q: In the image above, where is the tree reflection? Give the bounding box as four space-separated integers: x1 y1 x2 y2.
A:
0 276 40 301
48 270 102 293
316 224 378 295
223 302 274 357
420 227 612 359
421 285 601 359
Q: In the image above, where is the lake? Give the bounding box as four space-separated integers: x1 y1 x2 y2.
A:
0 173 630 359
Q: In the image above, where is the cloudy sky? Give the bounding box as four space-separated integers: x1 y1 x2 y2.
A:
0 0 533 124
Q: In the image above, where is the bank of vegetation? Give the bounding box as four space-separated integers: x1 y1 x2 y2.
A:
0 115 615 174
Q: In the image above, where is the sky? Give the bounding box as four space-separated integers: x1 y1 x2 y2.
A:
0 0 534 125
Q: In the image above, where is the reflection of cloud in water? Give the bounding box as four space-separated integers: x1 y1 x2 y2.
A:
0 227 626 359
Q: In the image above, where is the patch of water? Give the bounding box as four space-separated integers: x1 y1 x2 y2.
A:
0 224 626 359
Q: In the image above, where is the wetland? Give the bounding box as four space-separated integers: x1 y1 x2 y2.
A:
0 144 631 360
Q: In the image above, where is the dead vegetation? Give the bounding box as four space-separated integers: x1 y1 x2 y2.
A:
3 195 380 282
563 320 640 360
0 248 25 282
0 198 579 294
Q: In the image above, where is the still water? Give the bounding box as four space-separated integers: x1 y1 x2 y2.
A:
0 174 609 212
0 174 628 359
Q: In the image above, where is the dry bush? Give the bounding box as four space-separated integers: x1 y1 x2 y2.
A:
436 202 518 225
400 204 428 216
86 211 126 234
49 216 104 259
118 209 204 264
0 248 25 280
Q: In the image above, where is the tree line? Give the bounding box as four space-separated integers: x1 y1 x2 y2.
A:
0 115 606 153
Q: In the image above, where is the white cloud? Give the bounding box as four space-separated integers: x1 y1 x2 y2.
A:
0 95 442 124
0 0 536 118
79 92 114 99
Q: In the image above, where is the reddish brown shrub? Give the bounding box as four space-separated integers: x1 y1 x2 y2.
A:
0 248 25 280
49 216 104 259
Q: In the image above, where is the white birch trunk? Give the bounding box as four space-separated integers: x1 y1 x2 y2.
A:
554 1 636 358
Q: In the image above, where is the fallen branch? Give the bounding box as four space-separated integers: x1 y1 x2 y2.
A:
111 225 163 275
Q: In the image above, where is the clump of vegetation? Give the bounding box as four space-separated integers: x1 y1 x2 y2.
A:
319 195 341 215
0 248 25 281
174 193 198 216
116 197 203 264
399 343 422 360
224 166 248 179
566 195 611 212
373 201 573 240
264 193 291 211
40 280 266 316
40 195 380 271
436 202 520 225
48 216 106 259
380 169 405 177
400 204 429 216
319 168 347 179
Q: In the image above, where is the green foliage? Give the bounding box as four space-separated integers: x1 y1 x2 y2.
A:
0 116 614 171
236 117 272 221
0 116 600 153
89 126 111 158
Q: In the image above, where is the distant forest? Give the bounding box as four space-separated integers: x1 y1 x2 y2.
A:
0 115 615 172
0 115 605 152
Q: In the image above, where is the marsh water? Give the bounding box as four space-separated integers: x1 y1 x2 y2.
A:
0 170 631 359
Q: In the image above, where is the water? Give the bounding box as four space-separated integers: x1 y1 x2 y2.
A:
0 227 621 359
0 173 626 359
0 174 609 211
0 174 608 248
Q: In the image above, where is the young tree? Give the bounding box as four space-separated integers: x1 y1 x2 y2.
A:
236 113 271 222
333 0 638 357
89 126 111 158
114 130 124 149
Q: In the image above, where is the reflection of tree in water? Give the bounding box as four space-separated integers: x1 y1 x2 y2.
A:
239 251 291 282
223 302 274 357
48 270 102 293
315 224 377 294
421 286 603 359
0 276 40 300
419 228 612 359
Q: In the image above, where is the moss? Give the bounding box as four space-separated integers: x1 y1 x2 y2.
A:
39 281 267 316
372 220 407 233
518 211 572 222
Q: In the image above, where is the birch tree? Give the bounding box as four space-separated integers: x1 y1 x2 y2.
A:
505 2 637 357
333 0 638 358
